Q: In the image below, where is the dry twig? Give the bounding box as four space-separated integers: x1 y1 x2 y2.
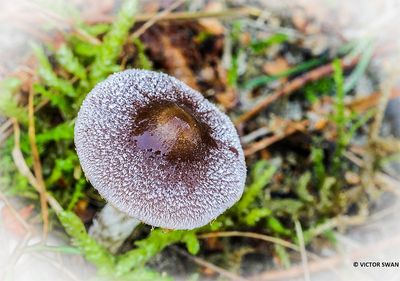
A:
235 57 359 126
347 87 400 113
243 120 308 156
172 246 250 281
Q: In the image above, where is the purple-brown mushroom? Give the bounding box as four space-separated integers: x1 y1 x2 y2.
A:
74 69 246 230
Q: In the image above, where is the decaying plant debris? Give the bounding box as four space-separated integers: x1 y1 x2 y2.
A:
1 0 400 280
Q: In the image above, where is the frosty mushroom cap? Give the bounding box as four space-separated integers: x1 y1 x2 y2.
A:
74 69 246 230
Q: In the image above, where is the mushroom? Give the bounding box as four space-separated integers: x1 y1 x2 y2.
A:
75 69 246 245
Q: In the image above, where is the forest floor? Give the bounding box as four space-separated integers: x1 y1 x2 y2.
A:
1 1 400 280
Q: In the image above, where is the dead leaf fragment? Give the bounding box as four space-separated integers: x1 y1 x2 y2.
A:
262 57 290 76
292 8 308 31
2 204 34 237
215 88 238 109
198 18 225 35
345 171 361 185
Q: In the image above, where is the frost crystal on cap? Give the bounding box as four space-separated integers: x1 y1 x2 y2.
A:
74 69 246 229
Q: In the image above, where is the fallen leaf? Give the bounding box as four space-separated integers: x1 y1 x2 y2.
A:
201 266 217 277
345 171 361 185
262 57 290 76
240 32 252 46
292 8 308 31
2 204 34 237
74 199 95 223
204 236 224 251
314 118 328 130
215 88 238 109
198 4 225 36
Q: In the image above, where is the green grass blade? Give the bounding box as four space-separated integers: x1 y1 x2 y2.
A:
243 58 324 90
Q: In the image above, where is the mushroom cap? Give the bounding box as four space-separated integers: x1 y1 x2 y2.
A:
74 69 246 230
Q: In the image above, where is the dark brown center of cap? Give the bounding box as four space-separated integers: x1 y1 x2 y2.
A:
132 102 215 161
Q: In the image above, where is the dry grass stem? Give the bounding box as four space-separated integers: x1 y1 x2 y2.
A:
294 220 310 281
11 119 63 214
198 231 300 251
28 86 49 239
131 0 184 38
85 7 262 24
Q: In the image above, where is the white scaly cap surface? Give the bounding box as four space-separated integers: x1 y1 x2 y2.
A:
74 69 246 229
